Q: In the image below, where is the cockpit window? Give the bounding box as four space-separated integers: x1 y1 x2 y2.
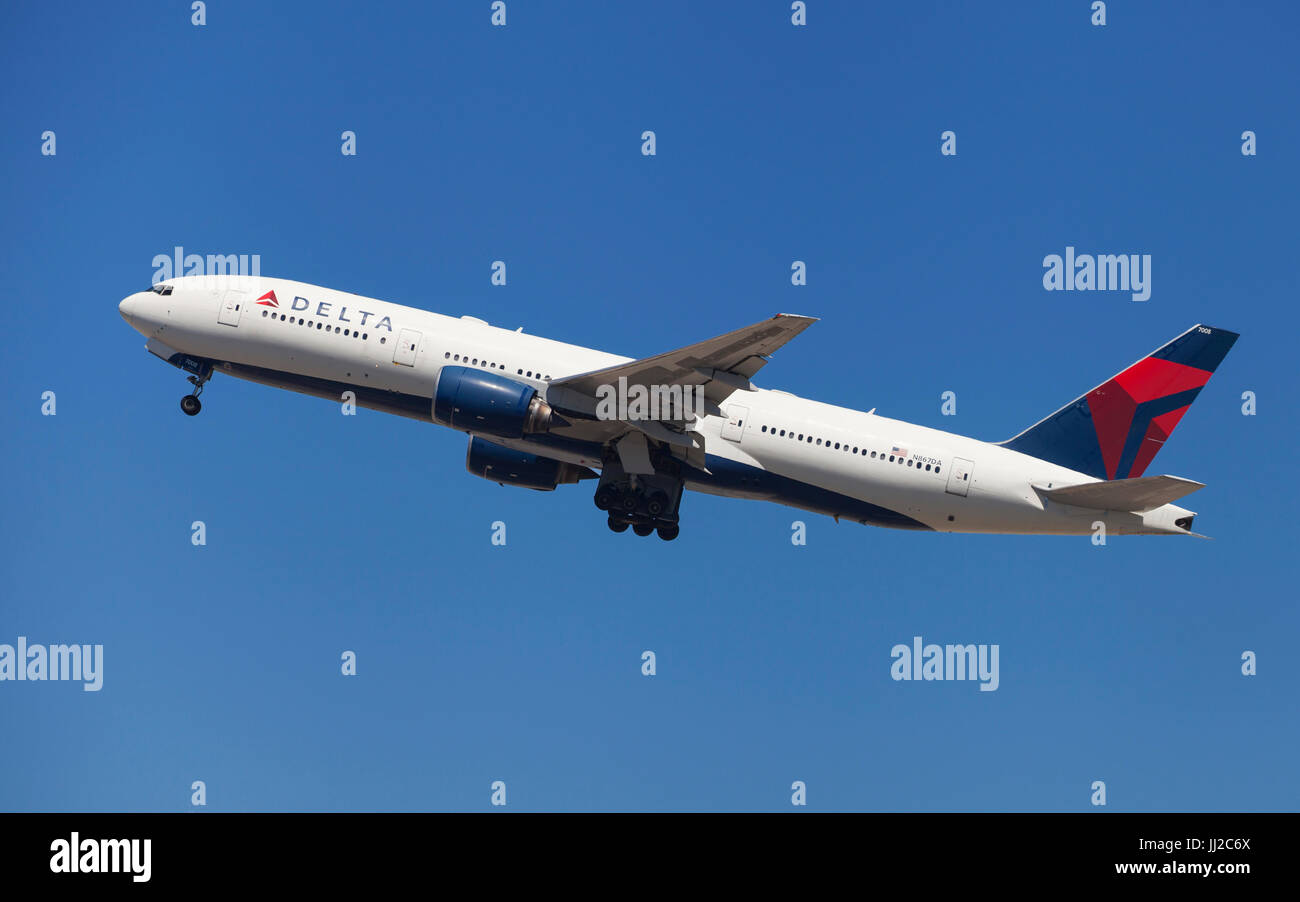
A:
149 283 174 295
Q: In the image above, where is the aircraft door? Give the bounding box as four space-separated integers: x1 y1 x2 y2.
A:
721 404 749 442
393 328 421 366
218 289 246 326
945 457 973 497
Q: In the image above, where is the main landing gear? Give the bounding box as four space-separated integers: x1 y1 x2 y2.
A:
594 455 685 541
180 363 214 416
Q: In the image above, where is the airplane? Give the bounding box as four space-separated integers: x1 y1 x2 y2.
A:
118 276 1238 541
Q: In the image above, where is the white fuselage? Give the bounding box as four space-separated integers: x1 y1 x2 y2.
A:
118 276 1195 535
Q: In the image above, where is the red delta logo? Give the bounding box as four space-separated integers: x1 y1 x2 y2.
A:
1087 356 1212 480
256 290 279 308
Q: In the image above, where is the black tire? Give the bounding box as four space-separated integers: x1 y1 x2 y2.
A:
621 493 640 513
181 395 202 416
657 524 680 541
632 523 654 537
646 491 669 517
594 488 616 511
607 516 629 533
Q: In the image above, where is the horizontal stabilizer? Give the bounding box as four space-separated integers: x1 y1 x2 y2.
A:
1034 475 1205 512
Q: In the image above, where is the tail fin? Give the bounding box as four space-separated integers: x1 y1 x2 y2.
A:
999 324 1239 480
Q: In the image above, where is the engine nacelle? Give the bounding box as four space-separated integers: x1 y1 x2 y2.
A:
466 437 594 491
433 366 556 439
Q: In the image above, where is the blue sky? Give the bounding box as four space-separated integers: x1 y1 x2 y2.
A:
1 1 1296 811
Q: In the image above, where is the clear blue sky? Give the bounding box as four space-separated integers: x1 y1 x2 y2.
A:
1 1 1296 811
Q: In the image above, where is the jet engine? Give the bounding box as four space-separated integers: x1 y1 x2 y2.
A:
433 366 559 439
465 437 595 491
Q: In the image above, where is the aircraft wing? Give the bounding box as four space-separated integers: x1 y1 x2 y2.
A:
543 313 816 474
1033 475 1205 512
547 313 817 410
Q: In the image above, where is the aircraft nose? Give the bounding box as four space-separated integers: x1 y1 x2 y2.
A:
119 292 139 325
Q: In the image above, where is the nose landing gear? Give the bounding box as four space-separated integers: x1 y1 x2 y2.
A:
180 363 214 417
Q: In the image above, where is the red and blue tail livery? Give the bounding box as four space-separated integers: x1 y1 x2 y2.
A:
1000 325 1238 481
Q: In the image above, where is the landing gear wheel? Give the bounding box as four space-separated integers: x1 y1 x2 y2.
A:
179 363 213 416
621 493 640 514
594 488 617 511
632 523 654 537
607 516 629 533
646 491 669 517
656 524 680 541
